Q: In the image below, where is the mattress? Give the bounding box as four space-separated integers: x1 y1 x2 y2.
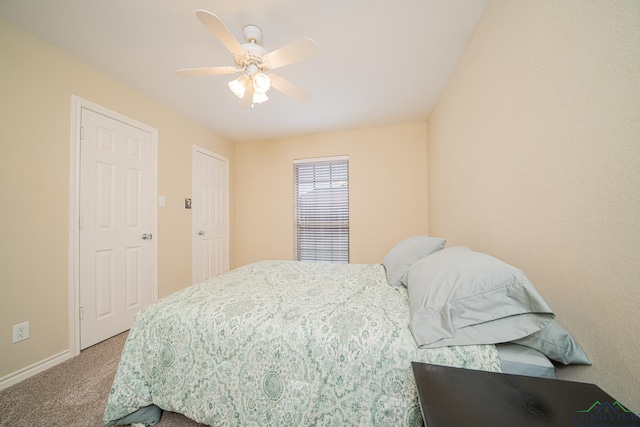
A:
496 343 555 378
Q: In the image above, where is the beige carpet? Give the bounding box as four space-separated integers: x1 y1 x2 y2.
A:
0 332 206 426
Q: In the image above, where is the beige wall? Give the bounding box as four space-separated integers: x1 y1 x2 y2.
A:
427 0 640 406
234 123 429 266
0 19 235 378
5 0 638 408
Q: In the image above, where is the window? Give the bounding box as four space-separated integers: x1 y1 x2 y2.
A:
294 157 349 263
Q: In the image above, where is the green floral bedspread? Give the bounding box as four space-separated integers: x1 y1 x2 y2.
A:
104 261 501 426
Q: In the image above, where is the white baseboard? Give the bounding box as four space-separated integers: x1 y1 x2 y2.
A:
0 350 72 391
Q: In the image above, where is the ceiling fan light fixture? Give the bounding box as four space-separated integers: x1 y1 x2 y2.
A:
228 74 249 98
252 73 271 94
252 91 269 104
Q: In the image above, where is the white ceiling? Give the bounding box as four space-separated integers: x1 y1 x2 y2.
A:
0 0 488 143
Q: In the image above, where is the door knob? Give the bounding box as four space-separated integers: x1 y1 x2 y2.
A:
198 230 205 236
142 233 153 240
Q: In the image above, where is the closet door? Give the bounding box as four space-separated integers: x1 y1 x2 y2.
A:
79 108 153 349
193 146 229 283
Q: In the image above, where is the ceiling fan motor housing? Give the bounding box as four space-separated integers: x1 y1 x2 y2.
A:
234 25 269 74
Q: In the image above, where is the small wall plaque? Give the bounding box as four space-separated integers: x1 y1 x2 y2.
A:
185 198 191 209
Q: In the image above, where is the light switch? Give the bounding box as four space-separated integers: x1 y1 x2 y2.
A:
159 195 166 207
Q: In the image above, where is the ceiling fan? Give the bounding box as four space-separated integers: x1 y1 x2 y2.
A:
176 10 318 108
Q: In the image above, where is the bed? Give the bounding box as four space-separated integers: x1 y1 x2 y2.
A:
104 238 590 426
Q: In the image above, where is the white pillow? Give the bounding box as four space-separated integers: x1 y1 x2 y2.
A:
407 246 554 348
382 235 446 287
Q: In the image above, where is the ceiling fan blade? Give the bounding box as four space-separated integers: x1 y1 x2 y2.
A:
175 66 240 77
195 10 245 56
239 81 254 109
269 75 311 103
262 38 318 70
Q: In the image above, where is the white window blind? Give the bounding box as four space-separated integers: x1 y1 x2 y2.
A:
294 157 349 263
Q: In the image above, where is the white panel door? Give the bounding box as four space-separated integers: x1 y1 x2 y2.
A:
80 108 153 349
194 149 229 283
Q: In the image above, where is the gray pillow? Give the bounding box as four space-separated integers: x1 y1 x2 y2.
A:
382 235 446 287
511 320 591 365
495 343 556 378
407 246 554 348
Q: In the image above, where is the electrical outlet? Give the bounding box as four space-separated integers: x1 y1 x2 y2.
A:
12 321 29 343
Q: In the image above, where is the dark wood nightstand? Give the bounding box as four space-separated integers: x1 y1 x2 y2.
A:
411 362 639 427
